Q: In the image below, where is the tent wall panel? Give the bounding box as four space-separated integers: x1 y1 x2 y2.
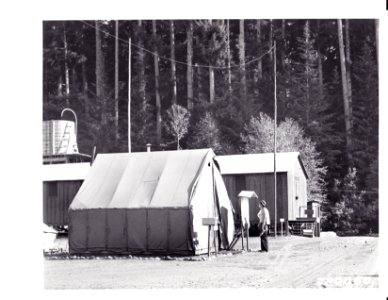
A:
168 209 192 253
147 209 169 251
126 209 147 251
68 210 88 252
87 209 107 252
106 210 127 251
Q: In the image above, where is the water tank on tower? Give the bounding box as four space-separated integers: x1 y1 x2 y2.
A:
43 120 79 155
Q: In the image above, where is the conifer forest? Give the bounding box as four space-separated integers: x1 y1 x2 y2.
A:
43 19 378 233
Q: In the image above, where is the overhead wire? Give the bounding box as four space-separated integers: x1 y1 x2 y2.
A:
80 20 275 70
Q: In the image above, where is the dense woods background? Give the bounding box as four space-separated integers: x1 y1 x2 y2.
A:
43 19 378 233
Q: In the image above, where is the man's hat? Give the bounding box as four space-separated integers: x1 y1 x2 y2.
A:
260 199 267 207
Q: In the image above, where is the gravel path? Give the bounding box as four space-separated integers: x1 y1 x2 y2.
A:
44 235 378 289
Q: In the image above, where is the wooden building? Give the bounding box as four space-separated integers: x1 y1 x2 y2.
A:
215 152 308 230
43 162 90 228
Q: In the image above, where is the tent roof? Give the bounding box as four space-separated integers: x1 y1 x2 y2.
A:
215 152 308 179
42 162 91 181
70 149 213 210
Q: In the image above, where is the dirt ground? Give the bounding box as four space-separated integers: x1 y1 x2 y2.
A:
44 234 378 289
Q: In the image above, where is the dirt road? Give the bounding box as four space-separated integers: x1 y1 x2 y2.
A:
44 235 378 289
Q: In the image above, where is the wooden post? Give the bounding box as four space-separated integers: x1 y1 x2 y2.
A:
214 227 218 256
208 225 211 258
241 223 245 251
246 220 249 251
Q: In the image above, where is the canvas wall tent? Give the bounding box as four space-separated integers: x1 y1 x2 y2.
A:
215 152 308 229
68 149 235 255
42 163 90 227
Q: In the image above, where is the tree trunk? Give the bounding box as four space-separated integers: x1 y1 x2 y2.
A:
71 68 77 96
337 19 353 165
57 74 63 97
226 19 233 95
137 21 147 113
170 20 177 105
95 21 105 110
63 23 70 107
196 63 203 101
128 38 132 153
316 20 324 101
281 19 286 71
344 19 353 128
209 66 215 103
95 20 106 151
187 20 194 109
152 20 162 148
256 20 263 81
269 19 273 61
304 20 310 126
375 19 379 65
209 21 216 104
114 20 119 141
81 61 89 117
239 19 247 103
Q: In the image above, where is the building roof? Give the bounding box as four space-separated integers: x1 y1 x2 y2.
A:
42 162 91 181
215 152 308 179
70 149 214 210
238 191 258 198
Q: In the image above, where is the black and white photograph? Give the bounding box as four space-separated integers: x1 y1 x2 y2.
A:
1 0 387 298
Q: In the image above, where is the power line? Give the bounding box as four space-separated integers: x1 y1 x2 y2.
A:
80 20 275 70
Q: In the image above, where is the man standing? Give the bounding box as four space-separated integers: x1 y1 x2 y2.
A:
257 199 270 252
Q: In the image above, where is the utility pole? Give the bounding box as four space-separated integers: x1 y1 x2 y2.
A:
128 38 131 153
273 41 277 238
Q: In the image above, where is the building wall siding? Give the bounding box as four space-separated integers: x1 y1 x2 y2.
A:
222 173 288 226
43 180 83 226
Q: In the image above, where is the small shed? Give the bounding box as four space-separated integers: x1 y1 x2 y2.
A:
215 152 308 229
42 162 91 228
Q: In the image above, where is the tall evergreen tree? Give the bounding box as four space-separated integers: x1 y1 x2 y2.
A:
152 20 162 148
337 19 353 166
